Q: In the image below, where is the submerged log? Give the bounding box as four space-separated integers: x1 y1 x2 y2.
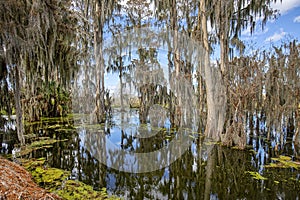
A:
0 157 61 199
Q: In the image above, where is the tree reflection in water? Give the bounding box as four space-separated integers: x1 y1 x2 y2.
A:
1 111 300 199
69 111 300 199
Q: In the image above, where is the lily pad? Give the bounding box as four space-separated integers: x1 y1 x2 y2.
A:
25 121 43 126
189 135 196 139
204 141 221 145
47 124 64 129
55 128 75 133
24 133 37 139
274 155 292 161
246 171 268 180
265 155 300 169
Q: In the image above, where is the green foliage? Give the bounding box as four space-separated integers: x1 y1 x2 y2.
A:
22 81 72 121
41 81 71 118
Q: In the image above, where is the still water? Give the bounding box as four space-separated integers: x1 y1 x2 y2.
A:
1 109 300 199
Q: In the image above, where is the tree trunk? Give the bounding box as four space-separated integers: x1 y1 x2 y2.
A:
120 72 124 111
14 66 25 145
119 55 124 111
200 0 227 141
171 0 180 77
93 1 106 123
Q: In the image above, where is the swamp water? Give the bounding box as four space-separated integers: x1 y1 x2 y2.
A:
1 109 300 199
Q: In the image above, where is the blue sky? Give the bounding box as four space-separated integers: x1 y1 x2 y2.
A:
242 0 300 49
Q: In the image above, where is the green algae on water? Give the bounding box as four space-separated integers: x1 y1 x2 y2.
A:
18 138 68 157
23 158 120 200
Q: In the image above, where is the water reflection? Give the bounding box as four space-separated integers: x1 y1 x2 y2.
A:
82 107 195 173
1 111 300 199
0 116 18 154
62 110 300 199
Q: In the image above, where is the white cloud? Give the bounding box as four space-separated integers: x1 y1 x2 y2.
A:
241 27 251 36
265 29 287 42
294 15 300 23
271 0 300 14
